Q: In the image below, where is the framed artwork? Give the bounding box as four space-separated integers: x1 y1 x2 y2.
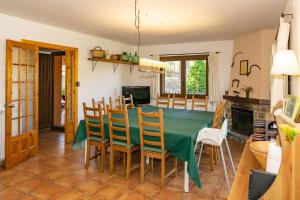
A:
240 60 248 75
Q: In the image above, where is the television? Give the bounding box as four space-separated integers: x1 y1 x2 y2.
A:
122 86 150 105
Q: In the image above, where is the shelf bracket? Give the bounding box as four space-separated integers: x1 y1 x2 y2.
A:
130 65 135 74
113 63 119 73
91 60 98 72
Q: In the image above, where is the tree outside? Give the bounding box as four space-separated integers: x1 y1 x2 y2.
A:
186 60 207 95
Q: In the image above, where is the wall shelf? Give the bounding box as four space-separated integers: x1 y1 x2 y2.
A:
88 57 137 73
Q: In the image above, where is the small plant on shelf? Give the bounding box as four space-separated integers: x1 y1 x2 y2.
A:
241 86 253 99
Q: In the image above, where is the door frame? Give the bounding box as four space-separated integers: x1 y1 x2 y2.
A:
21 39 78 143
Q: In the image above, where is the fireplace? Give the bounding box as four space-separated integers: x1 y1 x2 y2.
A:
231 107 253 136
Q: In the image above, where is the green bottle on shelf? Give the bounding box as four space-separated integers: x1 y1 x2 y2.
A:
128 53 132 63
122 52 129 62
132 52 140 64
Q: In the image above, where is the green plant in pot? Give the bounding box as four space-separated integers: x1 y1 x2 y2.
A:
241 86 253 99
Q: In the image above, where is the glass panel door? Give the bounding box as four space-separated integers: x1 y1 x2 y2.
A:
5 40 38 169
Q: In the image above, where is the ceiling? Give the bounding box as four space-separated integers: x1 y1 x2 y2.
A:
0 0 287 45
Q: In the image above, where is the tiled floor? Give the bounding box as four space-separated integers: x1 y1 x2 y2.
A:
0 131 244 200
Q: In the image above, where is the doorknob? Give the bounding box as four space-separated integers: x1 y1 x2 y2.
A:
4 103 15 109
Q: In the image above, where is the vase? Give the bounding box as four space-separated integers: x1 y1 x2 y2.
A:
122 52 129 62
132 52 139 64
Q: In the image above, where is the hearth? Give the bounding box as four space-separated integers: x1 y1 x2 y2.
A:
231 107 253 136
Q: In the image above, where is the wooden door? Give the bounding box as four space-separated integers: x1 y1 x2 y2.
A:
64 50 78 143
5 40 39 169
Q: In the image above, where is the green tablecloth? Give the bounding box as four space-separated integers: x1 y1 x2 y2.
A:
73 106 214 187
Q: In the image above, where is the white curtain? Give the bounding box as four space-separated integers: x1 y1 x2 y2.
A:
270 17 290 108
208 52 220 103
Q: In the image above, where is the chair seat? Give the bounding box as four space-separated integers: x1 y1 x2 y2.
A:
88 136 108 143
142 146 167 153
112 140 134 149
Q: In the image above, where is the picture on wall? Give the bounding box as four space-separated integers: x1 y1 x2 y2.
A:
240 60 248 75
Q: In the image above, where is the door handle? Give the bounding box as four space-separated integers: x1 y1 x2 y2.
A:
4 103 15 109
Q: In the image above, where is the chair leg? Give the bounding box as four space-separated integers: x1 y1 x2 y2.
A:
161 156 165 189
197 143 204 167
140 152 145 183
174 157 177 177
109 148 114 176
123 153 126 169
100 145 105 173
214 146 219 164
94 146 99 159
225 138 236 175
126 151 131 179
210 145 214 171
220 144 230 192
151 158 154 173
85 140 90 169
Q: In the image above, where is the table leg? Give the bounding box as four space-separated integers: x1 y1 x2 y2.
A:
184 161 189 192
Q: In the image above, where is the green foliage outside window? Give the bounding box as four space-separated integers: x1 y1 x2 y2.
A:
186 60 207 95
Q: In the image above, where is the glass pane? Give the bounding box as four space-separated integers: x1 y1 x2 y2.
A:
20 101 26 117
20 66 26 82
28 83 34 97
20 117 26 134
12 65 18 82
12 47 19 64
20 83 26 99
29 50 35 65
21 48 27 65
28 67 34 82
186 60 207 95
12 83 18 100
164 61 181 94
12 101 19 118
12 119 19 136
28 99 34 115
28 116 34 131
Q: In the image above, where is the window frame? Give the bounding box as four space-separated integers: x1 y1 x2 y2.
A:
159 55 209 99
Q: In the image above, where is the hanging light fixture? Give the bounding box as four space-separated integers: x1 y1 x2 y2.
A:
134 0 166 73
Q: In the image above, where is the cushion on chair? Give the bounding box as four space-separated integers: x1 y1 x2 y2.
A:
112 140 134 148
88 136 108 143
142 145 167 153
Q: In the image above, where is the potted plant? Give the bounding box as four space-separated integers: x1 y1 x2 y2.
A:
241 86 253 99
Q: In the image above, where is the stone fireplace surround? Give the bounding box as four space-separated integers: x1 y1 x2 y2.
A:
223 95 270 142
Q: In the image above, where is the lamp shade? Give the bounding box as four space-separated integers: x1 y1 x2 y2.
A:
271 50 300 75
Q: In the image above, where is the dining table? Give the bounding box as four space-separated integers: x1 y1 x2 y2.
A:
73 106 214 192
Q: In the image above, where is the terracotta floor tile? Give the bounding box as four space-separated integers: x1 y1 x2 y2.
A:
0 187 26 200
0 131 243 200
30 183 70 200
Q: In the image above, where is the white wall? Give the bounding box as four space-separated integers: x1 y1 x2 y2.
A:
0 13 133 160
123 40 234 100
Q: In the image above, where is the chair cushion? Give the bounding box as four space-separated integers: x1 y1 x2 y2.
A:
88 136 107 143
142 146 167 153
112 140 134 148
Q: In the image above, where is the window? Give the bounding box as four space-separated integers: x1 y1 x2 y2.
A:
160 55 208 97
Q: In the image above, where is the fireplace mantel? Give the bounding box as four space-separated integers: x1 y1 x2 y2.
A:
223 95 270 105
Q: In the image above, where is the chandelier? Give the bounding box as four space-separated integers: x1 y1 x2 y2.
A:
134 0 166 73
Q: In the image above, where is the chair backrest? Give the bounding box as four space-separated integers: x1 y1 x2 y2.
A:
156 93 170 108
172 94 187 109
212 101 226 128
122 94 135 109
106 105 130 146
83 102 105 140
137 107 165 153
109 96 122 109
92 97 106 115
192 95 208 111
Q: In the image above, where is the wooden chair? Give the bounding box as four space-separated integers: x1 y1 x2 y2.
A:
156 94 170 108
106 105 140 179
137 107 177 188
192 95 208 111
122 94 135 109
109 96 122 109
92 97 106 114
172 94 187 109
83 102 107 173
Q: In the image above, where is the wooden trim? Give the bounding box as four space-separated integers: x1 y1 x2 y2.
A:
21 39 77 51
159 54 208 97
223 95 270 105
